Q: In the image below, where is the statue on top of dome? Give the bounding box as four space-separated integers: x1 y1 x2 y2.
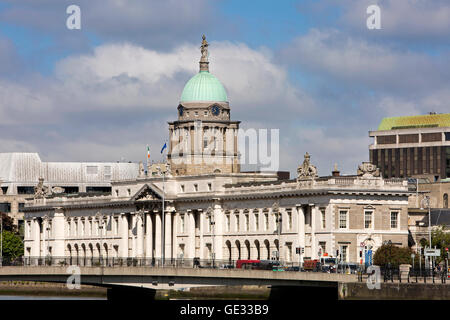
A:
200 35 208 61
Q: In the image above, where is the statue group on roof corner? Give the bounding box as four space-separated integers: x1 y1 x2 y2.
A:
297 152 318 180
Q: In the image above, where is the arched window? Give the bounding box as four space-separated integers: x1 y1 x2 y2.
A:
444 193 448 208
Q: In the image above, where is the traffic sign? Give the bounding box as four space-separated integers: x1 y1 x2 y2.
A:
424 249 440 257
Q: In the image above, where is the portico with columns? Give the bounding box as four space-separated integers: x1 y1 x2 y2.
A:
22 36 411 266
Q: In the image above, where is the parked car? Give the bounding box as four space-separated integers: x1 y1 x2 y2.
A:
285 266 300 272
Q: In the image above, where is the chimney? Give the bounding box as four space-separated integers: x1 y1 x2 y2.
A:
332 163 340 177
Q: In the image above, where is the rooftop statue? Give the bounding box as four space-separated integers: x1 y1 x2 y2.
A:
297 152 318 179
200 34 208 61
357 162 380 178
34 177 50 199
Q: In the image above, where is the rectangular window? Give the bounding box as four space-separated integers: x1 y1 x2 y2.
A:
104 165 112 180
319 241 326 255
180 184 185 193
206 215 211 232
399 134 419 143
207 183 212 191
391 211 399 229
264 212 269 231
235 214 240 232
377 135 396 144
339 210 348 229
286 243 292 262
321 209 326 229
114 217 119 235
225 213 230 232
340 245 348 262
0 202 11 213
17 186 34 194
421 132 442 142
364 210 373 229
254 212 259 231
48 221 52 237
193 184 198 192
284 209 292 231
27 221 31 238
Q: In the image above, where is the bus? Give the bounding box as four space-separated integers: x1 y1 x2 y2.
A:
236 259 281 270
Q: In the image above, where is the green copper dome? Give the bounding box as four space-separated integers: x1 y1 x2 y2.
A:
180 71 228 102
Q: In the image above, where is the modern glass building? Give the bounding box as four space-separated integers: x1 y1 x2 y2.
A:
369 113 450 180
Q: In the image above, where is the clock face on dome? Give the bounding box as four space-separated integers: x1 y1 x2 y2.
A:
211 105 220 116
178 106 184 116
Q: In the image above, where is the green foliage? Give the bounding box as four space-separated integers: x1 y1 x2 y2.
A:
0 212 16 233
430 226 450 263
1 230 24 259
373 244 413 267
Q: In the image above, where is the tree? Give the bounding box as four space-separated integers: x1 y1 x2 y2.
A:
0 212 17 233
373 244 413 267
1 230 24 260
430 226 450 263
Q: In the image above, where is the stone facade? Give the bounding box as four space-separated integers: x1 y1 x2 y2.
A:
21 37 410 267
22 169 410 265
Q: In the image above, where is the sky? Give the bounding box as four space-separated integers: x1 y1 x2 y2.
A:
0 0 449 177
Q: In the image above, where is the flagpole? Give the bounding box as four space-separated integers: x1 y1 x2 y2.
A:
161 142 167 267
162 165 165 266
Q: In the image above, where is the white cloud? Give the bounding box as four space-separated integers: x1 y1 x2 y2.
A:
0 41 315 169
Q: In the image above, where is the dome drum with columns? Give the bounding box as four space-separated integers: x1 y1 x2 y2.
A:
168 35 240 176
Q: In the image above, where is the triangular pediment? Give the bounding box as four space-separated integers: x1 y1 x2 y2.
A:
131 184 163 202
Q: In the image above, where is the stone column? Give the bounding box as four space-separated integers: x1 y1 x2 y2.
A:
136 211 144 258
145 212 152 259
213 201 223 261
296 205 305 264
173 211 179 260
31 217 40 259
311 205 317 260
120 213 128 258
199 209 204 259
154 212 161 259
165 210 172 261
188 210 195 259
131 214 136 257
52 209 66 261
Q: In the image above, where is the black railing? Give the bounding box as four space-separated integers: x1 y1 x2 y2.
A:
357 266 449 284
0 257 363 273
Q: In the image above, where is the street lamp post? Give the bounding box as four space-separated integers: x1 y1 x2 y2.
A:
383 240 393 280
43 214 50 265
95 212 103 266
272 201 281 265
421 196 432 270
